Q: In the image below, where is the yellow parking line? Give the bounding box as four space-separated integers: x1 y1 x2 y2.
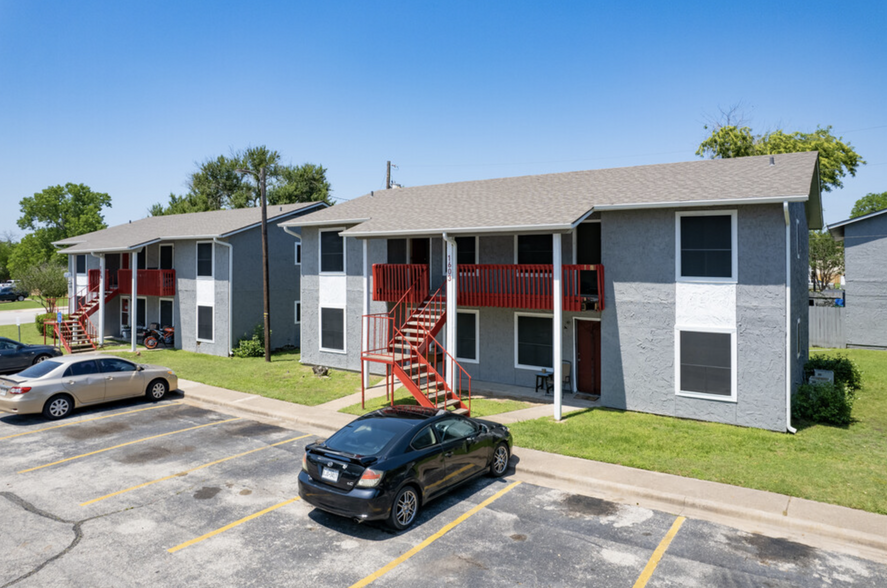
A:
632 516 685 588
17 417 241 474
0 402 182 441
168 496 301 553
81 434 310 506
350 481 522 588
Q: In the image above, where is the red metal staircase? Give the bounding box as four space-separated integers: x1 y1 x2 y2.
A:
362 280 471 415
45 276 120 354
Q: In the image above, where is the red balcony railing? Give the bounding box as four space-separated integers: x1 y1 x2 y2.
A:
372 264 428 302
89 269 176 297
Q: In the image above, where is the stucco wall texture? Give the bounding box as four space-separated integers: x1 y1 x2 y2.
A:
844 212 887 349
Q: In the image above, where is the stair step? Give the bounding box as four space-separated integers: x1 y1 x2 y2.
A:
439 398 461 408
451 408 469 415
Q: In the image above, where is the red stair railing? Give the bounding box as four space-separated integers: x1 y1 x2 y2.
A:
455 263 605 311
372 264 428 303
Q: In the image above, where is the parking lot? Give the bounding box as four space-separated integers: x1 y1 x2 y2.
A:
2 395 886 588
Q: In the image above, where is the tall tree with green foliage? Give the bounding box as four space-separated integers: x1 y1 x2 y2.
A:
9 183 111 277
17 262 68 313
809 230 844 292
850 191 887 218
0 236 17 282
697 125 864 192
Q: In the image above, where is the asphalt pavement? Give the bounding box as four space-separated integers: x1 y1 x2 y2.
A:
0 307 42 328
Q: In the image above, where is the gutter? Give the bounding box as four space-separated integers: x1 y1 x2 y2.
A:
784 202 797 434
213 238 234 357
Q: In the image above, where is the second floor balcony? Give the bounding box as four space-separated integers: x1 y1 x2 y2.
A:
89 269 177 297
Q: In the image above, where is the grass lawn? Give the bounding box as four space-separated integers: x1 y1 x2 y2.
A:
110 348 369 406
0 298 68 311
0 323 49 345
509 348 887 514
340 387 534 418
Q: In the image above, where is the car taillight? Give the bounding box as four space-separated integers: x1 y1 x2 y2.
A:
301 453 308 473
9 387 31 395
357 468 383 488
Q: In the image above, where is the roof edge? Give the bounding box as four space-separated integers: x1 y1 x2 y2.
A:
593 194 809 212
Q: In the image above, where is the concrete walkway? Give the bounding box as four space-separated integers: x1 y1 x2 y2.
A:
177 378 887 565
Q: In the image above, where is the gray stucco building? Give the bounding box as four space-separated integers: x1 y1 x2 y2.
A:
829 208 887 350
283 153 821 432
54 203 324 356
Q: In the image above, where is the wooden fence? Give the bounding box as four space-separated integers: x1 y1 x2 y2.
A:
809 306 845 348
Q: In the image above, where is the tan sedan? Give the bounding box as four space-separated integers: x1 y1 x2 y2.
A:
0 355 178 419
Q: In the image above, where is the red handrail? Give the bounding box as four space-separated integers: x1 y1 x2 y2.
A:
418 326 471 414
454 264 605 311
117 270 176 297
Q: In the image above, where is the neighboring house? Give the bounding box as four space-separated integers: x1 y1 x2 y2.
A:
53 202 325 356
281 152 821 432
828 208 887 350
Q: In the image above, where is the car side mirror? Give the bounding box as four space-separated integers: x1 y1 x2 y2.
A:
15 344 24 351
137 365 144 371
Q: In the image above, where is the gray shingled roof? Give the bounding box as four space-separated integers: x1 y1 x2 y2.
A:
55 202 324 254
828 208 887 241
280 152 821 237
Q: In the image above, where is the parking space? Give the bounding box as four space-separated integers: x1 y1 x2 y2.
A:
2 400 885 588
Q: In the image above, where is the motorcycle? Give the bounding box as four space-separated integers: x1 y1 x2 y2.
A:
143 323 175 349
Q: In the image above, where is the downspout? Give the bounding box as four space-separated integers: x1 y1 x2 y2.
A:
784 202 797 434
214 238 234 357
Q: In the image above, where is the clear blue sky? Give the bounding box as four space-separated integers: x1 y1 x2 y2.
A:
1 1 884 239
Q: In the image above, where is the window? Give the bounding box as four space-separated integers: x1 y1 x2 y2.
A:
64 360 98 377
160 299 174 327
160 245 174 270
294 242 301 266
676 329 735 400
456 311 478 363
197 243 213 277
516 234 553 265
294 301 301 325
76 255 86 274
121 297 130 328
515 313 553 369
387 239 407 264
320 229 345 273
197 305 213 341
135 297 146 328
410 426 437 450
442 236 478 275
320 307 345 351
676 212 737 281
434 417 476 442
136 250 146 271
98 358 137 373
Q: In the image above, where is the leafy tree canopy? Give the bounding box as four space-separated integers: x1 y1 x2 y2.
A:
0 237 16 282
849 191 887 218
16 262 68 313
809 230 844 292
697 125 864 192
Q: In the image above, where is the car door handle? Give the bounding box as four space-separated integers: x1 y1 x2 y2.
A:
444 451 453 458
67 380 74 385
106 376 113 381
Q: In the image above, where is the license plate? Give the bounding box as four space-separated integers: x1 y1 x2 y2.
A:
321 467 339 483
0 387 6 396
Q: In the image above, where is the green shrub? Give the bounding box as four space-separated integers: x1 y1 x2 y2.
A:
35 312 69 335
793 381 855 425
232 324 265 358
804 354 863 392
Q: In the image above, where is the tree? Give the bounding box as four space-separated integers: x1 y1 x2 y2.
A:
809 230 844 292
850 191 887 218
17 262 68 313
12 183 111 274
0 236 17 282
268 163 332 206
697 125 864 192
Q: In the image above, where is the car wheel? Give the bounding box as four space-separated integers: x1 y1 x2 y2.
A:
146 379 168 401
489 443 509 478
43 394 73 420
388 485 420 531
33 354 50 365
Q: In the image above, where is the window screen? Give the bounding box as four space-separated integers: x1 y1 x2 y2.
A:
321 308 345 350
76 255 86 274
387 239 407 264
517 315 553 368
456 236 476 265
160 299 174 327
680 331 731 396
197 306 213 340
456 312 477 361
517 235 553 264
680 215 732 278
321 231 345 272
197 243 213 277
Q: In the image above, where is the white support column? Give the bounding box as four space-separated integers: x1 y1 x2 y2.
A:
362 239 370 389
553 233 563 420
130 252 138 353
444 235 457 391
98 255 105 345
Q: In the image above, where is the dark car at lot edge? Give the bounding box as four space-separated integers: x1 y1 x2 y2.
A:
0 337 62 374
0 286 27 302
298 405 512 530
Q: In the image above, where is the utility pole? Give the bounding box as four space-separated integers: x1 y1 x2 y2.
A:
386 161 391 189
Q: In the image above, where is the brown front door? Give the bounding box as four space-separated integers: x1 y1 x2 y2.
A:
576 320 601 395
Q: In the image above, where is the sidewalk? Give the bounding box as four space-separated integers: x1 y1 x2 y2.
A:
178 378 887 565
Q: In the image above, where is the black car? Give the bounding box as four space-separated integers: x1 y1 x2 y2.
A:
0 337 63 374
299 406 512 530
0 286 26 302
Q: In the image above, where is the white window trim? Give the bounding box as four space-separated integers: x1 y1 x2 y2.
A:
159 244 175 270
294 300 301 325
295 242 301 266
196 304 215 343
675 210 738 284
120 296 130 332
514 233 555 265
319 305 346 354
514 311 555 371
571 316 602 394
121 295 148 329
196 241 214 279
455 309 480 364
674 325 737 403
159 297 175 327
319 227 346 275
442 236 479 275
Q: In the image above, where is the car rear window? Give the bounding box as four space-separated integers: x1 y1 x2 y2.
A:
17 360 62 379
324 418 413 456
